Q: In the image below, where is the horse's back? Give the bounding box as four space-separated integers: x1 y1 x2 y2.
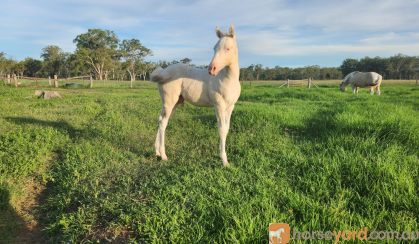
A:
351 71 382 87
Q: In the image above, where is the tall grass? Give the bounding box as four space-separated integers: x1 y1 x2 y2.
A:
0 81 418 242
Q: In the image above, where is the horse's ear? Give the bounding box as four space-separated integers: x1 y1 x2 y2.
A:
229 24 235 37
215 27 223 38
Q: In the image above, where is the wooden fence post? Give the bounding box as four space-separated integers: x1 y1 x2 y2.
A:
54 75 58 88
13 74 18 87
308 77 312 89
287 79 290 88
90 75 93 88
48 76 52 86
7 74 11 84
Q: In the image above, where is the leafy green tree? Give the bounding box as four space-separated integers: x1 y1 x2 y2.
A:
13 61 25 77
64 53 91 77
137 61 155 81
340 58 359 76
74 29 119 80
254 64 263 80
120 39 152 82
0 52 16 77
40 45 66 77
23 57 42 77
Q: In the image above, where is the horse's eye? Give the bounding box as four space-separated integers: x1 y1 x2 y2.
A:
226 48 230 51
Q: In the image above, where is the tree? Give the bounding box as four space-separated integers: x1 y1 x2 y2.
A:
340 58 359 76
40 45 66 77
64 53 91 77
13 61 25 77
254 64 263 80
180 57 192 64
138 61 155 81
74 29 119 80
120 38 152 82
23 57 42 77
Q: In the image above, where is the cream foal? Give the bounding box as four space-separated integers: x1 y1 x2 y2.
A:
150 25 240 166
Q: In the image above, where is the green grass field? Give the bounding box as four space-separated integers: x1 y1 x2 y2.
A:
0 80 418 242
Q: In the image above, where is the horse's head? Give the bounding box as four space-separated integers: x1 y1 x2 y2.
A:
208 25 238 76
339 82 347 91
340 73 352 92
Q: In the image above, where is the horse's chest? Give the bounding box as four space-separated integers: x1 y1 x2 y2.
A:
215 83 241 105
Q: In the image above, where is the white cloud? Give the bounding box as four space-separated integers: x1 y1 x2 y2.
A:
240 31 419 57
0 0 418 65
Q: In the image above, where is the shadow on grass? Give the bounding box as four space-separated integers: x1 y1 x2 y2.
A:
6 117 82 139
284 101 418 154
0 185 45 243
5 116 159 159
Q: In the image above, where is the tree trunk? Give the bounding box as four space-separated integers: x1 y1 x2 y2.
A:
128 69 136 83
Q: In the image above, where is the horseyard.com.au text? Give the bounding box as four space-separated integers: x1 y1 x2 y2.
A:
269 223 419 243
291 228 419 242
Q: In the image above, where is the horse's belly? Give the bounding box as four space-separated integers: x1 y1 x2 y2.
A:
181 79 212 107
353 81 375 87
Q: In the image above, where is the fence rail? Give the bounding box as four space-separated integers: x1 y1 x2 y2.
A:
278 77 319 88
1 74 94 88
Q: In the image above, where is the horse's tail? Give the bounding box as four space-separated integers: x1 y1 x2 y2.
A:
150 67 165 83
377 74 383 85
372 74 383 86
150 63 187 83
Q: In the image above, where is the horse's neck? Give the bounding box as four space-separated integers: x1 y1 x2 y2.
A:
222 61 240 83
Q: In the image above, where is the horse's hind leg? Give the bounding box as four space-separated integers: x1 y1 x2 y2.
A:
370 87 375 95
376 85 381 95
155 102 177 160
155 84 181 160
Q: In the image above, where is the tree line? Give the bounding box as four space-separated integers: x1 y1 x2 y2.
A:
240 54 419 81
1 28 418 81
339 54 419 79
0 29 155 81
240 64 342 81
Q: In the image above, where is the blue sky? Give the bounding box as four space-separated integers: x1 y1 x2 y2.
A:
1 0 419 67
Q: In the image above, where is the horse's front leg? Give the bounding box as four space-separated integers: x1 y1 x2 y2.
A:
352 85 357 94
215 106 229 166
225 105 235 132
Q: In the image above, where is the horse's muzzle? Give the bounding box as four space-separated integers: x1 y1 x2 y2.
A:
208 64 217 76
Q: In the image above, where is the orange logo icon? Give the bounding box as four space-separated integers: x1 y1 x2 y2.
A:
269 223 290 244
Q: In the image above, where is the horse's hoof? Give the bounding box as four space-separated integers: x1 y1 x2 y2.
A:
223 162 230 167
161 155 168 161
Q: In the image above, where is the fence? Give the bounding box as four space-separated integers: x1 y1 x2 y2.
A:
278 77 319 88
1 74 93 88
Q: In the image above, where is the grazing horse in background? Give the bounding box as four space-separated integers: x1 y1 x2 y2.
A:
340 71 383 95
150 25 240 166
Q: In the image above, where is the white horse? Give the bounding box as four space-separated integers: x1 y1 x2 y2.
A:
340 71 383 95
150 25 240 166
269 228 285 243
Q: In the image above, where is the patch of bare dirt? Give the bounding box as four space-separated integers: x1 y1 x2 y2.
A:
11 180 45 244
